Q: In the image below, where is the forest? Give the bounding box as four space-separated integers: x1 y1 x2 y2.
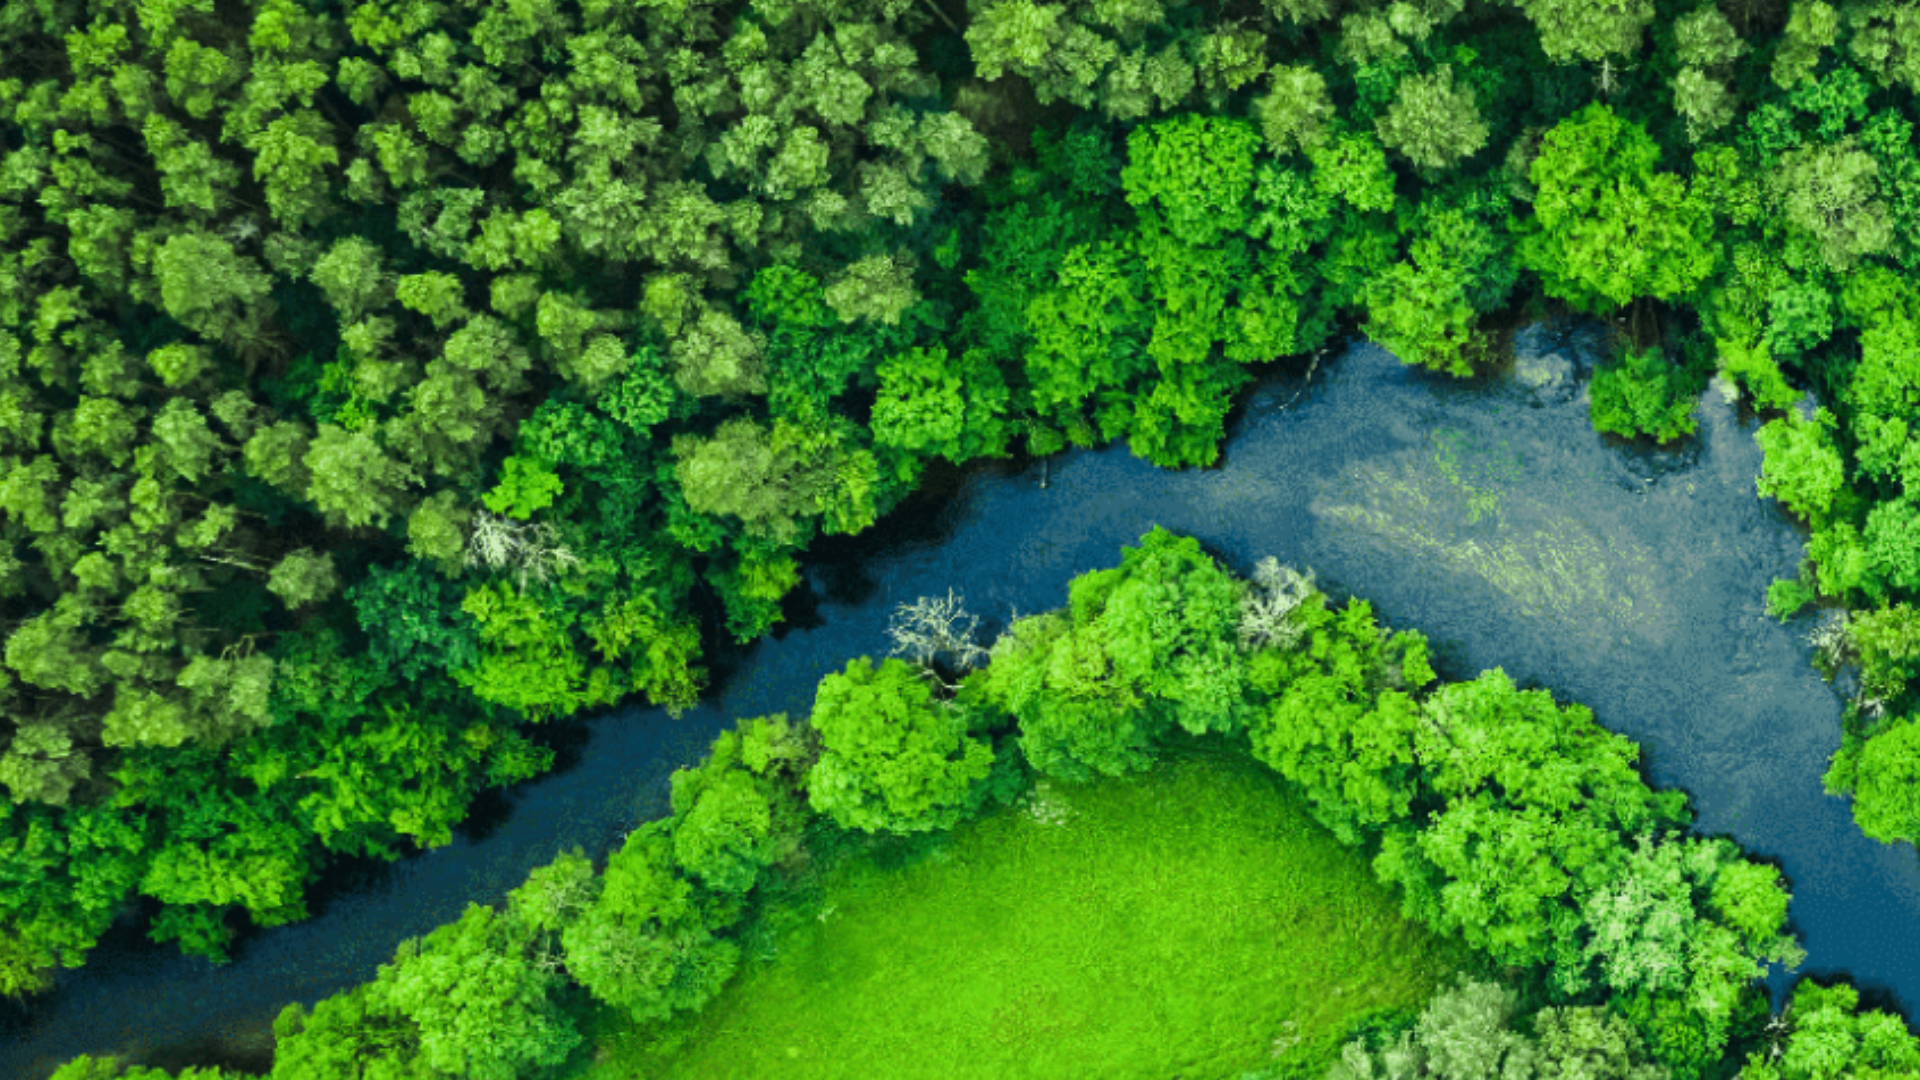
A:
8 0 1920 1071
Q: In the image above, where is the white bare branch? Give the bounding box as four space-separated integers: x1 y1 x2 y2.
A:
465 510 581 591
887 588 989 676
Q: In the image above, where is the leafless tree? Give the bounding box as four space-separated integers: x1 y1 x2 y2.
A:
1239 556 1317 652
465 510 581 590
887 589 989 688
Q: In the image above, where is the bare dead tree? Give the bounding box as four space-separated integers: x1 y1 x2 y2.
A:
887 589 989 690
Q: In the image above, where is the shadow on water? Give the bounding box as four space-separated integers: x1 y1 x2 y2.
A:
12 319 1920 1075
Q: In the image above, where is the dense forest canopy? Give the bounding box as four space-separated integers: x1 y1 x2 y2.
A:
8 0 1920 1017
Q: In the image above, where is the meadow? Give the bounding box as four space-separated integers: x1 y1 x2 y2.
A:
571 744 1477 1080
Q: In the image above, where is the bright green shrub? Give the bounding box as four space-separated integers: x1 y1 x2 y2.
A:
1754 407 1845 524
669 714 814 893
561 823 741 1023
804 657 996 835
1589 347 1705 443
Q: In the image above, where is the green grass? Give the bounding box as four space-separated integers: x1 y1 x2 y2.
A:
571 746 1477 1080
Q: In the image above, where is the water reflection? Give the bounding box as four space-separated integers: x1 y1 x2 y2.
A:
6 322 1911 1075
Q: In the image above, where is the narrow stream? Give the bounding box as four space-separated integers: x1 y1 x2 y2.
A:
5 322 1910 1077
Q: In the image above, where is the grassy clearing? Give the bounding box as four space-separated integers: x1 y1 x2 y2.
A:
568 745 1477 1080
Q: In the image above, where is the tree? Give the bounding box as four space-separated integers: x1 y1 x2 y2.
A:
886 589 991 679
1330 977 1670 1080
1772 0 1839 88
1516 0 1657 62
364 903 578 1080
46 1055 239 1079
265 973 426 1078
1579 833 1799 1035
150 231 275 347
1237 557 1318 652
1754 407 1844 525
560 824 740 1022
1516 105 1718 314
1069 526 1252 736
268 548 340 609
823 252 920 326
804 657 995 834
1674 67 1738 143
1375 65 1489 173
1120 113 1262 246
457 581 612 719
982 609 1158 781
481 455 564 520
1247 592 1433 843
1589 346 1706 444
871 345 1013 464
1739 980 1920 1080
1253 64 1334 157
1767 138 1893 274
673 416 876 546
303 423 415 529
668 304 765 398
1825 714 1920 843
979 528 1253 779
309 236 393 323
669 715 810 893
1845 1 1920 97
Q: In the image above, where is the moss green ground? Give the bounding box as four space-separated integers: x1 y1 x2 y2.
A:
569 745 1477 1080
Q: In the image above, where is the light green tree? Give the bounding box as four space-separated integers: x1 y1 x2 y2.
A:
805 656 995 834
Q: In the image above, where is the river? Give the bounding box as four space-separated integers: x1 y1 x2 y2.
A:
5 321 1913 1076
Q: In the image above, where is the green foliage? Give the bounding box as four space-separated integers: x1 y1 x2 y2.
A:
1768 139 1893 274
1330 976 1670 1080
1254 65 1335 158
1717 337 1801 412
1365 193 1517 375
364 903 579 1080
673 416 879 548
1374 66 1490 174
1772 1 1840 89
1515 0 1656 62
482 455 564 520
457 581 616 720
268 985 434 1080
1308 129 1399 215
1021 239 1152 443
1737 979 1920 1080
1754 408 1845 524
1765 574 1819 622
872 346 1012 465
561 823 741 1023
1825 699 1920 846
1517 105 1718 314
1120 113 1262 246
977 528 1249 780
1250 593 1431 842
1590 347 1706 444
805 657 996 835
670 714 812 893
